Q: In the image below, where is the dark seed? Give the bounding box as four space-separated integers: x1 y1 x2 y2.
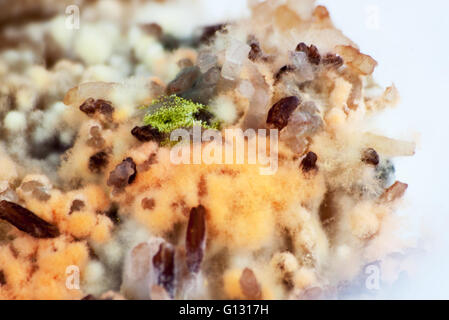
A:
247 36 263 62
248 43 262 61
79 98 114 117
88 151 109 173
240 268 262 299
0 270 5 286
107 157 137 189
296 42 309 53
307 44 321 65
301 151 318 172
361 148 379 166
141 198 155 211
201 66 221 86
180 66 220 105
274 65 296 84
295 42 321 65
266 96 301 130
0 200 60 238
153 243 175 298
199 24 227 44
96 99 114 115
131 125 163 142
79 98 96 115
81 294 96 300
69 199 85 214
166 66 201 95
186 205 207 273
322 53 343 68
140 23 163 38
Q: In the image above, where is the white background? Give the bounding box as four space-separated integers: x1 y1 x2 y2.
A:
206 0 449 298
317 0 449 299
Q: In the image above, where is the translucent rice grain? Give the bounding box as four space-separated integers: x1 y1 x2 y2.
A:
197 50 218 73
221 39 250 80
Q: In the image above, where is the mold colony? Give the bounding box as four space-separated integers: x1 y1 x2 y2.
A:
0 0 414 299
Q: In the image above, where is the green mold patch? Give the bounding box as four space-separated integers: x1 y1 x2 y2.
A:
143 95 219 133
